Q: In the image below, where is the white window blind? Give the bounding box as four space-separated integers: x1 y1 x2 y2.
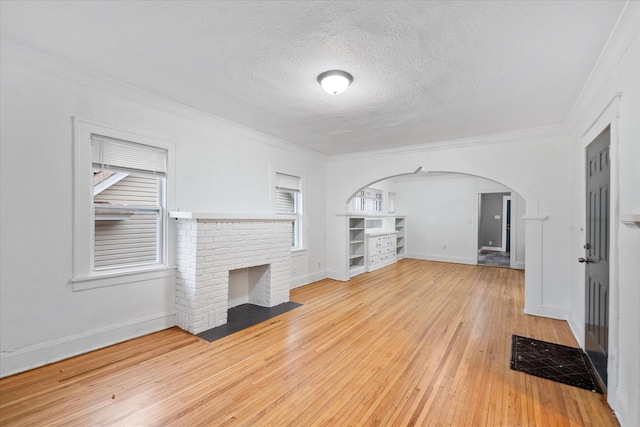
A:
275 173 300 214
92 135 167 175
276 173 301 191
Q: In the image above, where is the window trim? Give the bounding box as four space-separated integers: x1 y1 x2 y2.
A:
274 171 303 250
291 189 302 250
72 118 175 290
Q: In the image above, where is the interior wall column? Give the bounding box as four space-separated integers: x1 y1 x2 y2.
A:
522 215 548 316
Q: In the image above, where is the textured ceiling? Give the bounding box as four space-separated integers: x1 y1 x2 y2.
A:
0 1 627 154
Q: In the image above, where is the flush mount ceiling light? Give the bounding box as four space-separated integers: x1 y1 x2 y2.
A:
317 70 353 95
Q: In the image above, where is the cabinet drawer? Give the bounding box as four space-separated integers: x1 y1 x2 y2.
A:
375 246 393 255
369 252 397 265
369 254 385 265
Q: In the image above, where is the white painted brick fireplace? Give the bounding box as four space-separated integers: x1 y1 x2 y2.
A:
170 212 295 335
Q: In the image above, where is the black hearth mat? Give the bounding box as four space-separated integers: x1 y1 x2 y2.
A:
197 302 302 343
510 335 602 393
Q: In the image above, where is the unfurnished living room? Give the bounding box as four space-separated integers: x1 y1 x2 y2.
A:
0 1 638 426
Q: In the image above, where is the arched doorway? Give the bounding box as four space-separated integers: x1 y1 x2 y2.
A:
328 164 547 317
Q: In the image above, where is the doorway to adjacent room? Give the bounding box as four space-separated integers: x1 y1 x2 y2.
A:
478 192 511 268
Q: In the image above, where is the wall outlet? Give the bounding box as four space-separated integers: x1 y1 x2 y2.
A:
489 241 493 245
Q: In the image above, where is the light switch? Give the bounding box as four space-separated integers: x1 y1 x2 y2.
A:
494 215 501 219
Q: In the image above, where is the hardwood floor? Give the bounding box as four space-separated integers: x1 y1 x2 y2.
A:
0 260 618 426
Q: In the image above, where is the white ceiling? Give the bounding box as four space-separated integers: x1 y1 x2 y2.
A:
0 1 627 155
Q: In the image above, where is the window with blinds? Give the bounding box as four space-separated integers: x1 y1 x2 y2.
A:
92 135 167 271
275 173 301 249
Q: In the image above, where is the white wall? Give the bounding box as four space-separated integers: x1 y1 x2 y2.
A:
326 4 638 424
326 129 573 323
0 43 327 377
392 174 525 268
397 175 477 265
566 3 639 426
1 4 637 422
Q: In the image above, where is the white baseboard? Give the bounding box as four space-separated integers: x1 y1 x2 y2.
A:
406 253 476 265
326 270 348 282
481 246 503 251
523 305 568 320
409 253 525 270
0 311 175 378
611 388 632 427
566 312 634 427
567 316 585 348
513 261 526 270
290 270 327 289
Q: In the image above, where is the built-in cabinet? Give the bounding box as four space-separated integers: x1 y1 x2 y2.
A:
347 215 406 277
366 232 397 272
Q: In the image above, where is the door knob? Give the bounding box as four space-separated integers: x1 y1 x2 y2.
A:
578 257 590 264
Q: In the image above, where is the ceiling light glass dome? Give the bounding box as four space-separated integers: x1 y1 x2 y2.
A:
317 70 353 95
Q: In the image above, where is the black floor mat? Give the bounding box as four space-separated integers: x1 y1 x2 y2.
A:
197 301 302 343
510 335 602 393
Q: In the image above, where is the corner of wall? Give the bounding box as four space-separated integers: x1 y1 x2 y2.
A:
291 270 327 289
567 314 585 348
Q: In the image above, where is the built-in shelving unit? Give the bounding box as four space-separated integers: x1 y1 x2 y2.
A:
348 217 366 277
346 214 406 278
395 217 406 259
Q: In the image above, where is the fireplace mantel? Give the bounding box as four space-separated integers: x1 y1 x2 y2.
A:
169 211 295 222
172 214 294 335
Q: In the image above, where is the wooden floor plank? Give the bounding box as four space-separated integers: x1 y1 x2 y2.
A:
0 259 619 426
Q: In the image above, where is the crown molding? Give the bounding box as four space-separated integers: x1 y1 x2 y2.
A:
0 40 327 161
327 124 571 163
566 1 639 130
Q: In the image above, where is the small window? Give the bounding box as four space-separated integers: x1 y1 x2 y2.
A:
275 173 302 249
352 187 383 212
92 135 167 271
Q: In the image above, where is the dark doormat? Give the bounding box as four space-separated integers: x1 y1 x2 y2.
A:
197 301 302 343
510 335 603 393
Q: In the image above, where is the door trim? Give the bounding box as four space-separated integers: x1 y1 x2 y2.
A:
501 195 512 253
571 93 621 403
475 190 516 264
